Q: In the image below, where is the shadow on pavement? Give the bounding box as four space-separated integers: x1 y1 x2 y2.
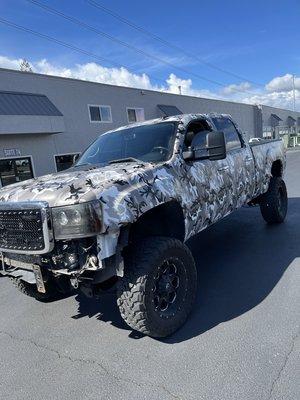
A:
74 198 300 343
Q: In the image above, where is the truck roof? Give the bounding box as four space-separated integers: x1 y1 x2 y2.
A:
101 113 232 136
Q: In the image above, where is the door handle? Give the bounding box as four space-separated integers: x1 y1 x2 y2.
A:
218 166 229 172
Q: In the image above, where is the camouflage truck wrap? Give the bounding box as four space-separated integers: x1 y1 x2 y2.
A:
0 113 287 337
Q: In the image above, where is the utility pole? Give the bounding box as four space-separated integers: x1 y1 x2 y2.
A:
178 85 182 95
292 74 296 111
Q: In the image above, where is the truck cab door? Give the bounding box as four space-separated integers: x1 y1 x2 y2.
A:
182 121 234 238
211 116 256 208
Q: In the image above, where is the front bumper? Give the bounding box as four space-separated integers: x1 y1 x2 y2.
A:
1 252 36 283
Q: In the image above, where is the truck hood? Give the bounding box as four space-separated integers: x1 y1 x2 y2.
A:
0 161 157 207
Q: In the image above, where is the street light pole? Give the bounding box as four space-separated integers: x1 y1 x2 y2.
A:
292 74 296 111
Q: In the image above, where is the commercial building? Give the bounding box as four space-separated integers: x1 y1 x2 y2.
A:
0 67 299 187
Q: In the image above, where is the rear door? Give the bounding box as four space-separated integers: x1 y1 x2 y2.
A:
211 116 256 208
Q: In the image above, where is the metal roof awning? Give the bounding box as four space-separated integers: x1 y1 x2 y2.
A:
287 115 296 127
157 104 183 116
271 113 282 121
0 91 64 135
0 91 63 116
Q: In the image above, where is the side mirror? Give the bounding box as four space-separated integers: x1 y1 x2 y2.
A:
205 130 226 160
183 130 226 161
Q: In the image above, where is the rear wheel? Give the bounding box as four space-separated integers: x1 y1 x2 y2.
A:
260 177 288 223
117 237 197 338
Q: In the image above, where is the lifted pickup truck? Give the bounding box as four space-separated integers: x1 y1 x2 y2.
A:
0 113 287 337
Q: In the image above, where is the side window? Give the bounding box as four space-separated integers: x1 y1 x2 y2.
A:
212 117 242 151
127 108 145 123
184 119 211 151
88 105 112 123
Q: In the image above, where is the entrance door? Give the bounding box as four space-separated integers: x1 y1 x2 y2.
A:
0 157 34 187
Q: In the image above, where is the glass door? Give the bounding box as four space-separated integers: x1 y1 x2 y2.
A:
0 157 34 187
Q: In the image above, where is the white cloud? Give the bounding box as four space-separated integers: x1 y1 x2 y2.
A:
166 73 220 99
0 55 23 70
266 73 300 92
243 90 299 109
35 59 157 90
221 81 252 95
0 55 298 110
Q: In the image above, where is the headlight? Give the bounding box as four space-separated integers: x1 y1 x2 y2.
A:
52 201 102 240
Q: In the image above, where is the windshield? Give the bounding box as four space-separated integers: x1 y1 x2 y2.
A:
76 122 176 166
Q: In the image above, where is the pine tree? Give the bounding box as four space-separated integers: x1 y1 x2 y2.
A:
20 59 33 72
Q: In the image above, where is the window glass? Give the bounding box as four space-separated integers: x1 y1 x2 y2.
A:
127 108 145 123
212 117 241 151
127 108 136 123
89 105 112 122
100 106 112 122
55 154 80 172
135 108 145 122
89 106 101 122
0 157 34 187
76 122 176 165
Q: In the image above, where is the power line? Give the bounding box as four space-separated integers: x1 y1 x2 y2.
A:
0 17 167 86
87 0 265 88
26 0 258 96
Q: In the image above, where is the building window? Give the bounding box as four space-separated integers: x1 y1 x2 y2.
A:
55 154 80 172
0 157 34 187
88 105 112 123
127 108 145 123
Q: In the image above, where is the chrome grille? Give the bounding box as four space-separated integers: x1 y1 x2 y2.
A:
0 202 53 254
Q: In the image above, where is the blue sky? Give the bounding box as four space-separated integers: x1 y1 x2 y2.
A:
0 0 299 109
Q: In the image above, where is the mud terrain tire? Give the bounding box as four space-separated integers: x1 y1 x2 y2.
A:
11 277 61 302
117 237 197 338
260 177 288 224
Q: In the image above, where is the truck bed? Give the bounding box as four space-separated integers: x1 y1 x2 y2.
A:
249 138 285 197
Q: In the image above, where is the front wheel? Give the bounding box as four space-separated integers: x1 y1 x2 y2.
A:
117 237 197 338
259 177 288 224
10 275 69 302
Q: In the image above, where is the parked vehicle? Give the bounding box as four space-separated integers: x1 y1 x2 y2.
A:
0 113 287 337
249 137 263 143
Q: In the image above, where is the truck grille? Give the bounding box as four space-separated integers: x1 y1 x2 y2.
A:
0 209 44 251
0 201 54 255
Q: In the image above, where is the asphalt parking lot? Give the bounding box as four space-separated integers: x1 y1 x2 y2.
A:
0 151 299 400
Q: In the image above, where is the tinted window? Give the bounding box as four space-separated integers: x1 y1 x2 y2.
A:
55 154 80 172
212 117 241 151
76 122 176 165
0 157 34 187
89 106 101 121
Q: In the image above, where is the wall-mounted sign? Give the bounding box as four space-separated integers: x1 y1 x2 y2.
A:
3 148 21 157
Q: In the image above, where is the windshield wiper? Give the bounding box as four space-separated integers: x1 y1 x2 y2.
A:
108 157 141 165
